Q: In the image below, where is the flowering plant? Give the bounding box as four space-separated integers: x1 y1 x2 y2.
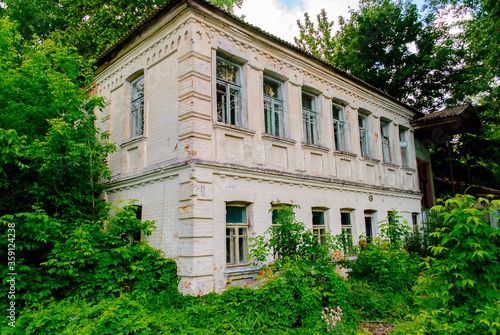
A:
322 306 343 333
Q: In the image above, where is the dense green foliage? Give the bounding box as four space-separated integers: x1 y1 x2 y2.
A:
1 0 243 58
406 194 500 334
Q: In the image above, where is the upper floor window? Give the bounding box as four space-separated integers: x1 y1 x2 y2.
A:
226 204 249 265
216 57 242 126
130 76 144 138
358 114 370 157
302 92 318 144
380 121 391 162
399 128 408 166
332 102 347 151
264 76 285 137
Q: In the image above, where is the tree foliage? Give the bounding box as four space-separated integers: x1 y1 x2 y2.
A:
296 0 476 111
2 0 244 58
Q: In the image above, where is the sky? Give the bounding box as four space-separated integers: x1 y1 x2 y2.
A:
234 0 427 44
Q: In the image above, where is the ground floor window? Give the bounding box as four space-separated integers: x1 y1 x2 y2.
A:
226 204 249 265
341 211 353 253
312 210 327 244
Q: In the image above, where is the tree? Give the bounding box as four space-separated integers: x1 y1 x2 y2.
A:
2 0 244 58
295 0 484 112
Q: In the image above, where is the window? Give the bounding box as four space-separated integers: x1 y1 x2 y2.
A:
312 210 326 244
130 205 142 244
130 76 145 138
399 128 408 166
380 121 391 162
264 76 285 137
216 57 242 126
226 204 249 265
341 211 353 253
332 102 347 151
302 92 318 144
412 213 419 234
358 114 370 157
364 212 374 243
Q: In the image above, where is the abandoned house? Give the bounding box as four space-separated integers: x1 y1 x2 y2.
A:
93 0 425 294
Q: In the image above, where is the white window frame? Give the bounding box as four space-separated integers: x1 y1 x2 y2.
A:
302 91 319 144
358 114 370 157
263 76 285 137
381 121 391 162
216 57 242 126
130 75 145 138
226 204 249 266
399 128 409 166
332 102 347 151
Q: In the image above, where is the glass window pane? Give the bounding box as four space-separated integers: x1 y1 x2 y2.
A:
216 58 239 84
332 103 342 120
226 206 247 224
302 93 314 110
312 211 324 226
264 78 281 99
341 212 351 226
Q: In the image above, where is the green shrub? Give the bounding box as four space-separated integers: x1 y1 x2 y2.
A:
412 194 500 334
0 203 179 311
350 240 421 295
347 279 414 321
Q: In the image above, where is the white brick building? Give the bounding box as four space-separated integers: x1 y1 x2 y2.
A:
93 0 422 294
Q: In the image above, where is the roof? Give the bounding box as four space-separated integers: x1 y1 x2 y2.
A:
413 104 473 123
94 0 418 115
412 103 482 142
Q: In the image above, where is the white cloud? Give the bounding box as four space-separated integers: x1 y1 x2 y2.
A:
235 0 359 44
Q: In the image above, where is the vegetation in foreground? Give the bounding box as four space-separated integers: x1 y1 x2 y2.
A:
2 195 498 334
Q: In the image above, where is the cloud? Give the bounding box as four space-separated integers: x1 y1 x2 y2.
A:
235 0 359 43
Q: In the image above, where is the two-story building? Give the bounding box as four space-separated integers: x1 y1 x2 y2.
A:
93 0 422 294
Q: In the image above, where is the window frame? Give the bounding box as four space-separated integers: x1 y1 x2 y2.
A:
263 76 285 137
130 75 145 138
312 210 327 245
332 102 347 151
302 91 319 145
380 121 391 162
225 204 250 266
216 57 243 127
340 211 353 253
399 127 409 166
358 114 370 157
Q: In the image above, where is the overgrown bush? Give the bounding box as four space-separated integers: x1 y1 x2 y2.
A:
350 240 420 295
408 194 500 334
0 203 179 312
248 203 358 332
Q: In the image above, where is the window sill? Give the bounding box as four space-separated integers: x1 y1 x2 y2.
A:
401 165 416 172
333 150 357 158
214 123 255 135
301 142 330 152
119 135 147 148
261 133 296 145
360 156 381 164
224 265 261 280
382 162 400 168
